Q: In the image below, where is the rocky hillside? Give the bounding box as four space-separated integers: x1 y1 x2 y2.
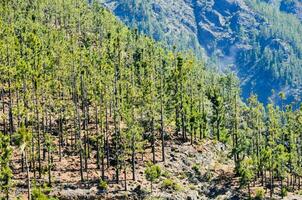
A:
47 140 239 200
279 0 302 20
39 140 302 200
102 0 302 104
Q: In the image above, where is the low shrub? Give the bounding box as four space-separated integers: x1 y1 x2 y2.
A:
161 178 181 191
254 187 265 200
281 187 288 198
98 179 108 191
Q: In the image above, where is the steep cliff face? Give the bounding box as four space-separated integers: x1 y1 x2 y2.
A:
102 0 302 104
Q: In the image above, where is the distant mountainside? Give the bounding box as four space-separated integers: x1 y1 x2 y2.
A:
102 0 302 104
280 0 302 20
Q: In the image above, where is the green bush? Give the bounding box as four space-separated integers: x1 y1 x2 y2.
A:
281 187 288 198
254 187 265 200
161 179 181 191
98 179 108 191
32 188 48 200
192 164 200 173
145 162 162 192
32 186 57 200
145 162 161 182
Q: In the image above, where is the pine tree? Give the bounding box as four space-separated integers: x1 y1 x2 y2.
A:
0 132 13 200
14 126 33 200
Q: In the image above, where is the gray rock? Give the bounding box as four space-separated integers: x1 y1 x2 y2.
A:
186 190 199 200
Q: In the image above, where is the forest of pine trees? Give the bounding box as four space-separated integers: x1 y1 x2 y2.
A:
1 0 302 199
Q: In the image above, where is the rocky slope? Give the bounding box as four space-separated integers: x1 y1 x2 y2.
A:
36 139 302 200
46 140 242 199
280 0 302 20
101 0 302 104
14 140 240 200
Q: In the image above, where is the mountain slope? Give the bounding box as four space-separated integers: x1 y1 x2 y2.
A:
279 0 302 20
102 0 302 104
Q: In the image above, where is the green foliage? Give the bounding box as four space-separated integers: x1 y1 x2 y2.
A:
0 133 13 199
239 157 254 187
13 126 32 152
192 164 200 174
31 186 57 200
161 178 181 191
281 187 288 198
32 187 48 200
98 179 108 191
254 187 265 200
161 170 171 178
145 162 161 182
144 162 161 192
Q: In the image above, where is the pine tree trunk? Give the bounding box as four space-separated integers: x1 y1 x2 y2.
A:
35 87 41 179
80 146 84 182
160 84 165 162
261 168 264 186
151 117 156 164
48 147 52 186
124 166 127 191
270 168 273 198
32 135 36 180
42 105 46 161
95 106 100 169
25 151 31 200
105 103 110 169
76 100 84 182
21 152 24 172
8 78 14 142
131 133 136 181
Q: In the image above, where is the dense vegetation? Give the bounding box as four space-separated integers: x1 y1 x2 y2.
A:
0 0 302 199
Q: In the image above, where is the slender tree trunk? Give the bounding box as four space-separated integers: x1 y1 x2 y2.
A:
8 78 14 142
42 103 46 161
79 145 84 182
75 96 84 182
199 99 202 140
261 167 264 186
105 102 110 169
131 131 136 181
48 146 52 186
35 85 41 178
95 105 100 169
32 133 36 180
21 152 24 172
25 151 31 200
160 83 165 162
270 169 274 198
151 117 156 164
124 165 127 191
